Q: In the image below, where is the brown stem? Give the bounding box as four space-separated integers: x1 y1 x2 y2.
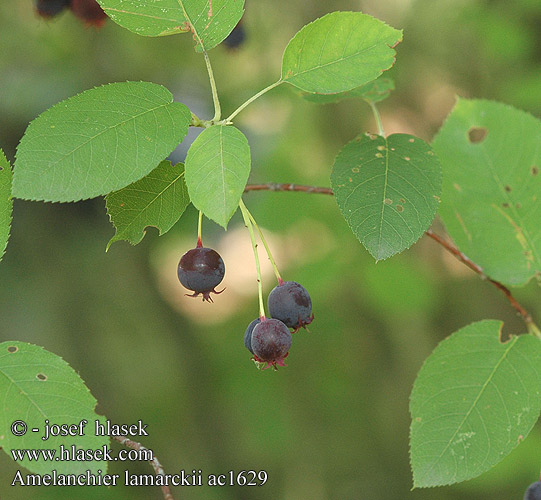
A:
244 183 539 334
113 435 174 500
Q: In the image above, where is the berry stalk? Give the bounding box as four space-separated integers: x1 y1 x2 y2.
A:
239 199 266 320
244 206 283 285
197 210 203 248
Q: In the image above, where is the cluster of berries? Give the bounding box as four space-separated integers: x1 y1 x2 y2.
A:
243 281 312 369
35 0 107 27
176 244 313 371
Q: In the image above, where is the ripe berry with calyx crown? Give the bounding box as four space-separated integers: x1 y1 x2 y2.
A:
36 0 70 18
268 280 313 331
177 245 225 302
244 318 260 355
251 318 292 370
525 481 541 500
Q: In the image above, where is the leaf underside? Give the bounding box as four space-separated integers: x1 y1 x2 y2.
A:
410 320 541 488
106 160 190 249
331 133 441 260
13 82 191 203
433 98 541 286
97 0 244 51
302 77 395 105
0 342 109 475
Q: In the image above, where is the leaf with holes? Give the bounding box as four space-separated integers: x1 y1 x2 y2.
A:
302 77 395 105
0 149 12 262
185 126 250 228
433 98 541 286
0 342 109 475
97 0 244 51
13 82 191 202
331 133 441 260
106 161 190 249
282 12 402 94
410 320 541 488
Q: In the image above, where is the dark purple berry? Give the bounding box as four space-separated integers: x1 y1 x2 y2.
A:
36 0 71 18
251 318 292 369
177 247 225 302
268 281 313 331
244 318 260 354
223 22 246 49
525 481 541 500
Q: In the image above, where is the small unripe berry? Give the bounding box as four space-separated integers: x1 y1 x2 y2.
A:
244 318 261 354
525 481 541 500
268 281 313 330
251 318 292 369
177 247 225 302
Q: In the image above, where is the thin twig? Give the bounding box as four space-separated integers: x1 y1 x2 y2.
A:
113 435 174 500
245 183 333 195
244 183 540 334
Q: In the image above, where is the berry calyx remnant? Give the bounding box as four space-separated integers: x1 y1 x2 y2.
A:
177 247 225 302
525 481 541 500
268 281 313 331
251 318 292 370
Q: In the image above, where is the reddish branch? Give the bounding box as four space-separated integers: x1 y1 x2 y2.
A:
244 183 538 331
113 435 174 500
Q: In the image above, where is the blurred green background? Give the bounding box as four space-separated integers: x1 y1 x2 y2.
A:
1 0 540 498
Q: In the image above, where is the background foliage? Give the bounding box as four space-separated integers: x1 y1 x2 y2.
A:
1 0 540 498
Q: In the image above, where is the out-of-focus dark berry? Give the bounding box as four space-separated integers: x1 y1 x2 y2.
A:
524 481 541 500
70 0 107 27
223 22 246 49
36 0 71 18
177 247 225 302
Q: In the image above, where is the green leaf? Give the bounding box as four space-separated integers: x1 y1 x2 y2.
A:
0 149 12 262
281 12 402 94
185 126 250 228
302 77 395 105
433 98 541 286
106 160 190 249
410 320 541 488
0 342 109 475
97 0 244 51
13 82 191 203
331 133 441 260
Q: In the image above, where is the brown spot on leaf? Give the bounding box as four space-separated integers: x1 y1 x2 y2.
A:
400 198 406 203
408 138 414 143
502 203 510 208
404 156 410 161
516 203 522 209
384 198 393 205
396 204 404 212
7 346 18 353
504 185 511 192
468 127 488 143
36 373 47 381
352 167 359 173
532 166 539 176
